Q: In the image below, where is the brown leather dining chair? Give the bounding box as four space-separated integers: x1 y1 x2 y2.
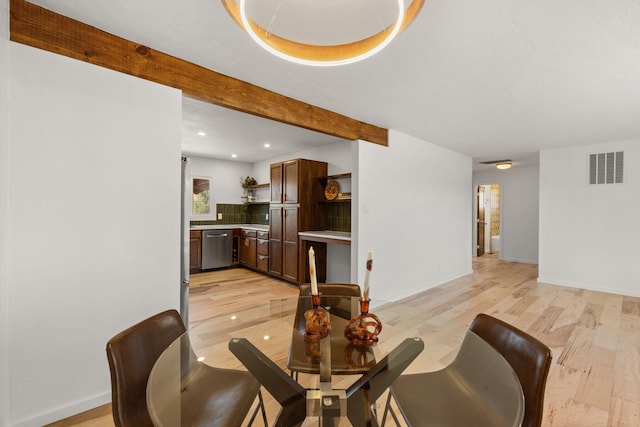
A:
382 313 552 427
469 313 553 427
106 309 267 427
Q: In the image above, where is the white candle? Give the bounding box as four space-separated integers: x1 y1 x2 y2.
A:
363 249 373 300
309 246 318 295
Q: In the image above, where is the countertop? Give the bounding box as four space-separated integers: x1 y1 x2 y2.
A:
190 224 269 231
298 230 351 242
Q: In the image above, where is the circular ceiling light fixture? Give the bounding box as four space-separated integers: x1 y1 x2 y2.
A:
496 161 513 170
222 0 425 66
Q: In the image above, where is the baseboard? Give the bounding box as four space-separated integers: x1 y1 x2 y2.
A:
499 256 538 264
537 276 640 298
387 269 474 302
12 392 110 427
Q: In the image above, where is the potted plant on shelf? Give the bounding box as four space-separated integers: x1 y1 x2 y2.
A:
241 176 258 203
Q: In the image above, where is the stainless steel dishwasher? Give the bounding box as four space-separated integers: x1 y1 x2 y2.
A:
201 229 231 269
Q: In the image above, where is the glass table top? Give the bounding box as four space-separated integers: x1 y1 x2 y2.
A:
147 294 524 427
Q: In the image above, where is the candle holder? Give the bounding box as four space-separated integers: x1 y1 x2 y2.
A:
304 294 331 341
344 299 382 346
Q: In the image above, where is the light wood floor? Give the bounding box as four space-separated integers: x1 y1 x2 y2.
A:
47 256 640 426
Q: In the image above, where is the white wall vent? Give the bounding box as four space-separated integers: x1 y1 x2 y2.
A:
589 152 623 185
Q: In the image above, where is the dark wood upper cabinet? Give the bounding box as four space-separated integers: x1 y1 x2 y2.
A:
282 160 299 204
270 163 283 203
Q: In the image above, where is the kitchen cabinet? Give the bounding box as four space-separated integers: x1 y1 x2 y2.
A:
257 230 269 273
239 229 257 268
189 230 202 273
269 159 327 284
269 206 282 276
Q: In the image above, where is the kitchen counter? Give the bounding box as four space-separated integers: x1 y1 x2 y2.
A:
298 230 351 245
190 224 269 231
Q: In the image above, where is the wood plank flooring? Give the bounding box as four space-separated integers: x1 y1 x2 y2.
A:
47 256 640 426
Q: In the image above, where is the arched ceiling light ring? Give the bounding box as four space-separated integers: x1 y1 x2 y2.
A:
222 0 425 38
230 0 416 66
239 0 405 66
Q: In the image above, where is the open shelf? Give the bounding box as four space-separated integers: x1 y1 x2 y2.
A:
245 183 270 189
319 198 351 203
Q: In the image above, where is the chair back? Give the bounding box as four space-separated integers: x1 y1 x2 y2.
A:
298 283 361 297
106 309 186 427
469 313 552 427
296 283 361 325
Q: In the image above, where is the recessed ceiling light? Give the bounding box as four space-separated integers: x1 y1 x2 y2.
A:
231 154 237 158
264 143 271 148
197 131 206 136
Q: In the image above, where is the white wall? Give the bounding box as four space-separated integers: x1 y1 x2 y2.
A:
7 44 182 426
473 165 540 264
539 141 640 297
356 130 473 301
188 156 253 211
1 0 11 424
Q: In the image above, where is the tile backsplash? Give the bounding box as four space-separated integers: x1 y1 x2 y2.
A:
326 202 351 232
191 203 269 227
191 202 350 233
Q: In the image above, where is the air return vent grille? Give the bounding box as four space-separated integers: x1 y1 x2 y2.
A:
589 152 623 185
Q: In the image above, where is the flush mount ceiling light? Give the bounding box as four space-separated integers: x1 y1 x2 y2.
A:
479 159 513 170
222 0 425 66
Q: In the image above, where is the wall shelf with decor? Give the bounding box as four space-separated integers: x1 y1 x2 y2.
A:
318 173 352 202
317 172 351 232
242 182 270 204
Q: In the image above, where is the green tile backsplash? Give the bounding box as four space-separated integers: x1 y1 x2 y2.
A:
326 202 351 232
190 203 269 227
191 202 349 233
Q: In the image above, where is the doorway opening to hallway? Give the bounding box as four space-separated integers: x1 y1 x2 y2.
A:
476 184 501 257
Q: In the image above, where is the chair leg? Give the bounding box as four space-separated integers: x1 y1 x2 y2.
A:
247 391 269 427
381 390 402 427
258 391 268 427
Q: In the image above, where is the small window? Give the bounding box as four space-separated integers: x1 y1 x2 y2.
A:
192 177 211 215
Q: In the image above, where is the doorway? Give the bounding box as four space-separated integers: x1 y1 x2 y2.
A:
475 184 501 257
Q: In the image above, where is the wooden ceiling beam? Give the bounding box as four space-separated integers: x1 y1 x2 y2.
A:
9 0 388 146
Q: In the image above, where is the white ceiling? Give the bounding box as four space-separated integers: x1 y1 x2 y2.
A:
29 0 640 169
181 97 345 163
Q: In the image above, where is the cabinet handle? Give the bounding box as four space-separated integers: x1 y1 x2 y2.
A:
206 233 228 238
244 238 249 246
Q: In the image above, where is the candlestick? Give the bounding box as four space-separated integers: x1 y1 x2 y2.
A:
363 249 373 300
309 246 318 295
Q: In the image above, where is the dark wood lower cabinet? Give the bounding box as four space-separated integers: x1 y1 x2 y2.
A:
282 207 299 282
257 232 269 273
189 230 202 273
240 231 257 268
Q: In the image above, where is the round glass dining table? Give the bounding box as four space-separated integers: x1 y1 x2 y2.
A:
146 294 524 427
